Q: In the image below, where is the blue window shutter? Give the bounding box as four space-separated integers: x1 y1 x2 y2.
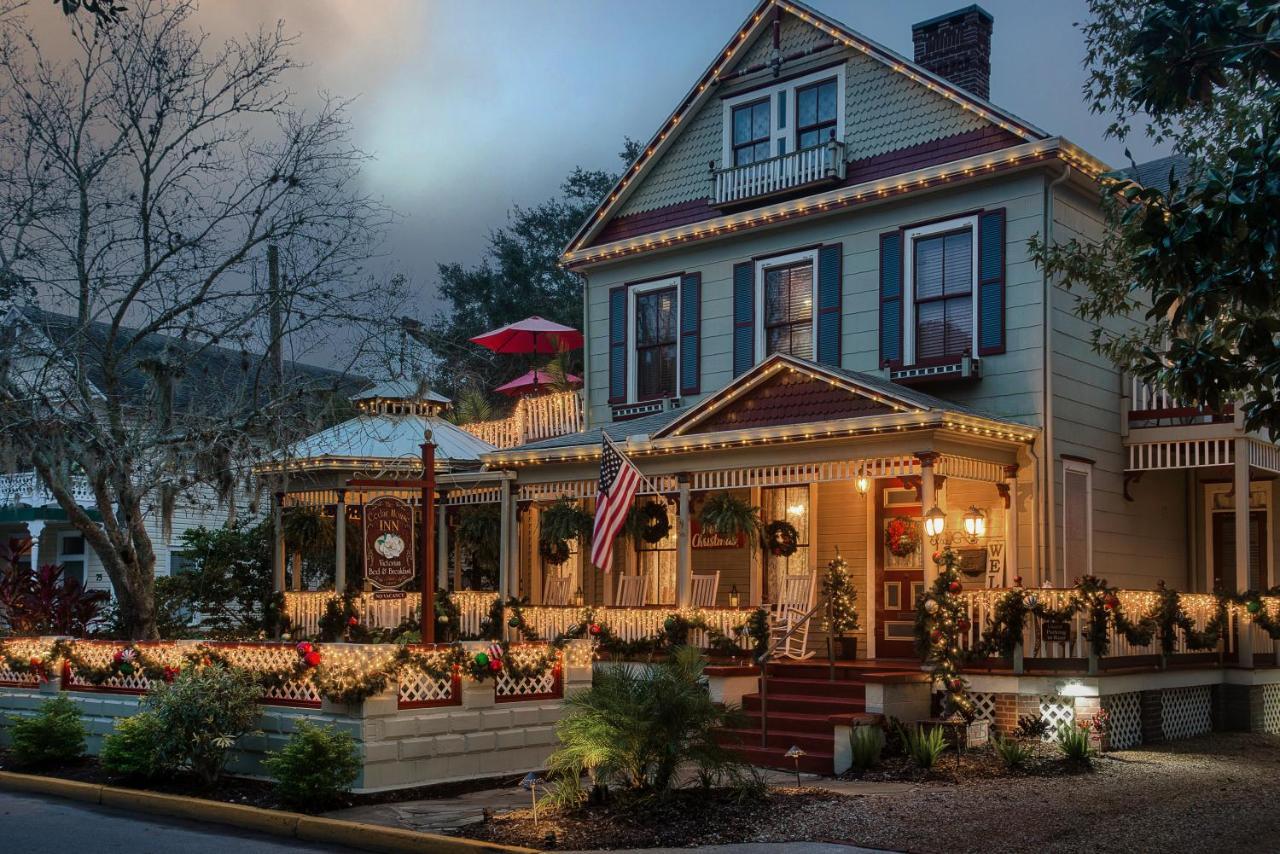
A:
816 243 842 366
679 273 701 396
608 286 626 403
977 208 1006 356
732 262 754 376
879 231 903 367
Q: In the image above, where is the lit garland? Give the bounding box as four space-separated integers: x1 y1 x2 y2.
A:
914 547 975 720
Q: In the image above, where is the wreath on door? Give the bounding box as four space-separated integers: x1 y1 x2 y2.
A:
884 517 919 558
763 520 800 558
538 538 572 566
626 501 671 544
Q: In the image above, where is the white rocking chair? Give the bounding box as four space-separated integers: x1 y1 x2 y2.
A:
614 574 647 607
690 571 720 608
542 575 573 606
770 573 817 660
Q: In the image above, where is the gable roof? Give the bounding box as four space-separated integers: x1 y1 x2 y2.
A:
4 307 365 416
564 0 1047 258
1123 154 1194 195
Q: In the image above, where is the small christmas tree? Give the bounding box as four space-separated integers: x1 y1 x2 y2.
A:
822 550 860 636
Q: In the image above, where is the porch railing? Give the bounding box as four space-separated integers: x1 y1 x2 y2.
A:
1128 376 1232 426
712 139 846 206
0 470 95 508
458 389 583 450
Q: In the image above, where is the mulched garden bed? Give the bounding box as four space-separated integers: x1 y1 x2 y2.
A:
841 741 1092 783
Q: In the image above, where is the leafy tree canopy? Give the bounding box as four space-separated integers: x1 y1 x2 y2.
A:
405 139 642 403
1033 0 1280 434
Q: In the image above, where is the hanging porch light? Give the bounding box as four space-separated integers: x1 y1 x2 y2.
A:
855 470 871 496
962 506 987 542
924 505 947 542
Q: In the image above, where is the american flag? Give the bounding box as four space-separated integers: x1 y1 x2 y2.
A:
590 435 643 571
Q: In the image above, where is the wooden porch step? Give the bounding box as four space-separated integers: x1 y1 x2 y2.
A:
742 692 865 715
717 727 834 754
760 677 867 699
740 709 839 735
727 743 833 775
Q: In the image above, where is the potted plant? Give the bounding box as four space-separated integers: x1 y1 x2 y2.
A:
697 492 760 542
539 497 593 565
822 550 860 659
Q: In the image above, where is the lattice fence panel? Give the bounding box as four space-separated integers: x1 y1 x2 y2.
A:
970 691 997 723
398 667 458 708
1039 695 1075 741
1161 686 1212 741
494 647 562 702
215 644 321 707
1105 692 1143 750
0 638 46 687
1262 685 1280 735
65 643 184 693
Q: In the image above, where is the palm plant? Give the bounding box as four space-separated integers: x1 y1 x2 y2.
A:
547 646 758 800
697 492 761 541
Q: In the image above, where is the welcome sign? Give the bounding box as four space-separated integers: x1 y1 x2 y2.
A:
364 496 415 589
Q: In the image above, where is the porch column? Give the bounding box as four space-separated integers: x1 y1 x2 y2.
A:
272 492 286 594
25 520 44 570
333 489 347 594
918 453 939 587
498 480 513 599
676 473 692 609
436 492 449 591
1234 439 1254 665
1003 465 1019 587
291 552 302 592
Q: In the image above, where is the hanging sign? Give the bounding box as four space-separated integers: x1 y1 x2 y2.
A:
364 496 415 590
690 519 746 550
1041 620 1071 644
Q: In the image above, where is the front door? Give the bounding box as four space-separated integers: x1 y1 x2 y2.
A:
1212 511 1268 592
875 479 924 658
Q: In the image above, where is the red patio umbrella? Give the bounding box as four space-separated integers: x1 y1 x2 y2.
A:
494 369 583 397
469 316 584 354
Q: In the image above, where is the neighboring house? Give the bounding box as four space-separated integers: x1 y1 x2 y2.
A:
470 1 1277 658
0 306 361 595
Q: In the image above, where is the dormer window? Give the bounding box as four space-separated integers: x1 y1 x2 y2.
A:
720 66 846 168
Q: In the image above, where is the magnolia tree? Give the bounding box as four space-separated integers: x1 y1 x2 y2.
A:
0 1 406 637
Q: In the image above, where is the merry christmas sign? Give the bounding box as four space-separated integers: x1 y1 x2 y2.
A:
364 496 415 589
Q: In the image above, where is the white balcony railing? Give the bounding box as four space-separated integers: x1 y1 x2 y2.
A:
1128 376 1231 425
0 470 95 508
459 389 583 450
712 139 846 206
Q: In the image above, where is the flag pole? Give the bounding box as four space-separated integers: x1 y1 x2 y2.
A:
603 433 663 497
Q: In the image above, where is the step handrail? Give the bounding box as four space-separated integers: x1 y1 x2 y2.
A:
755 596 826 748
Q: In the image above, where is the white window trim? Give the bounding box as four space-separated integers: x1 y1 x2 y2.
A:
626 276 681 403
754 248 819 363
902 215 980 366
1061 458 1093 585
720 66 847 167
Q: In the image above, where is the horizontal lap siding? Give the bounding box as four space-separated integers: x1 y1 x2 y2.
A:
814 479 868 654
586 173 1046 429
1049 184 1187 589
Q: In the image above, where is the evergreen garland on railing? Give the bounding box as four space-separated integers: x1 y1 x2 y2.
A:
914 547 975 720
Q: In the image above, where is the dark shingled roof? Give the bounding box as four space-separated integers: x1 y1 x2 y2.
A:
10 307 366 416
1123 154 1194 195
515 407 685 451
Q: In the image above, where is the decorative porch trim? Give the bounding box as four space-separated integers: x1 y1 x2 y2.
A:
1248 439 1280 475
516 476 679 503
935 455 1008 483
1126 439 1235 472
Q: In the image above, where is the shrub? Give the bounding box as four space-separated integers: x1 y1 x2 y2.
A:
548 646 758 799
1056 722 1092 763
899 724 948 770
263 721 361 810
8 694 86 769
1016 714 1052 740
100 712 170 779
143 664 261 786
848 724 883 771
992 734 1034 771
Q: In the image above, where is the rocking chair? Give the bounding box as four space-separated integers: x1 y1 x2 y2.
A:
769 573 817 660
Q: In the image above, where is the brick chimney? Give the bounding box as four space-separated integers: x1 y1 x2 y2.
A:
911 5 993 101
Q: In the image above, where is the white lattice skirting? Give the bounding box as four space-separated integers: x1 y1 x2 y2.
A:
1039 695 1075 741
1161 686 1212 740
969 691 997 723
1262 684 1280 735
1106 691 1143 750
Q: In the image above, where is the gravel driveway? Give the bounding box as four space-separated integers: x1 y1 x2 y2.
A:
756 732 1280 854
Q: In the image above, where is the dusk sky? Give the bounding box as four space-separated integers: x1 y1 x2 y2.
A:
28 0 1166 322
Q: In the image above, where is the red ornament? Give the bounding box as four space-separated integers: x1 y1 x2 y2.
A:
931 629 944 643
488 659 503 672
932 551 943 563
1013 575 1023 587
949 679 963 692
112 649 124 664
948 580 962 593
957 619 971 632
296 641 313 655
304 651 322 668
588 623 601 636
347 616 359 626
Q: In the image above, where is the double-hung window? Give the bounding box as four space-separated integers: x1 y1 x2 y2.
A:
731 99 771 166
629 278 679 401
796 79 838 149
755 249 816 361
903 216 978 366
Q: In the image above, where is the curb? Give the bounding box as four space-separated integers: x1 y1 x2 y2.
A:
0 770 533 854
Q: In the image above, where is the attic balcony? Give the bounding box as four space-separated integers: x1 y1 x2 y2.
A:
0 470 95 509
458 389 583 450
711 138 846 207
1121 376 1267 475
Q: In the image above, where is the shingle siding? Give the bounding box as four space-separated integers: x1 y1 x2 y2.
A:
615 11 992 220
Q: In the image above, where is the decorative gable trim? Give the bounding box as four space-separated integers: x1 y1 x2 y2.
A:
652 353 922 439
564 0 1047 259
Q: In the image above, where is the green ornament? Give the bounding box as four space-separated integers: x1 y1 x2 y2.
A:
663 616 677 632
1247 600 1263 615
118 662 134 676
508 616 521 628
474 652 489 667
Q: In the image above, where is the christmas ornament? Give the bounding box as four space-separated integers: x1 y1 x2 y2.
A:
304 651 322 668
948 580 962 593
474 652 490 667
296 641 313 655
508 616 521 628
1013 575 1024 587
924 598 939 614
931 629 944 643
957 619 971 632
588 623 601 636
1247 600 1263 615
487 643 504 662
488 659 503 672
347 616 359 627
1024 594 1038 608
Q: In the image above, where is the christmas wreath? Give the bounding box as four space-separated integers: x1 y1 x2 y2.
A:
884 516 919 558
626 500 671 544
762 520 800 557
538 538 572 566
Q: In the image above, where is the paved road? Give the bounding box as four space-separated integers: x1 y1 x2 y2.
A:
0 790 346 854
